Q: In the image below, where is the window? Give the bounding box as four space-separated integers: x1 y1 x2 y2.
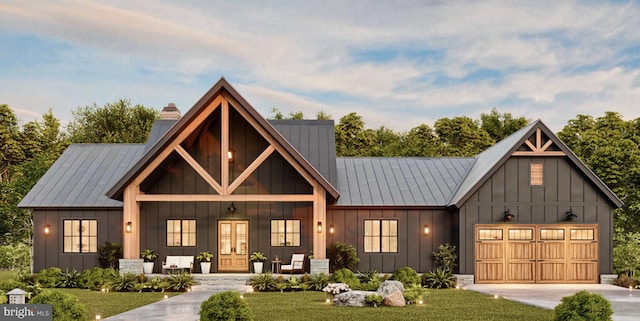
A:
508 229 533 240
540 228 564 240
63 220 97 253
570 229 594 240
530 163 543 185
271 220 300 247
364 220 398 253
167 220 196 247
478 228 503 240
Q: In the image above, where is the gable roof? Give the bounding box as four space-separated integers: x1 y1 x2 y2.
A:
447 119 623 208
107 78 339 201
335 157 475 206
19 144 145 208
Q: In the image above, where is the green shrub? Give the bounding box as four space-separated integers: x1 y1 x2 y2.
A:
0 280 42 300
58 269 81 288
248 273 277 292
327 242 359 271
365 294 384 307
35 267 63 288
286 276 302 291
330 268 360 289
0 243 31 272
423 268 455 289
0 291 6 304
613 231 640 276
108 272 137 292
403 283 428 304
304 273 330 291
392 266 421 287
79 267 117 291
199 291 254 321
167 272 196 292
433 243 457 272
146 276 169 292
98 242 123 269
358 269 381 283
553 290 613 321
30 290 89 321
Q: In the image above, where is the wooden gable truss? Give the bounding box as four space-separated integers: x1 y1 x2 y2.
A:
512 127 566 156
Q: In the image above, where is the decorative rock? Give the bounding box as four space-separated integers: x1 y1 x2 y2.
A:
383 291 406 307
333 290 370 307
377 280 405 297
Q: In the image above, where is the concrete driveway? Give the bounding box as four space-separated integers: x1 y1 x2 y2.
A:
466 284 640 321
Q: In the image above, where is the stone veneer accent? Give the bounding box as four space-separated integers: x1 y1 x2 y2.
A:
119 259 143 275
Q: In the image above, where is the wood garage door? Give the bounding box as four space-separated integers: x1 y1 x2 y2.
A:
475 224 598 283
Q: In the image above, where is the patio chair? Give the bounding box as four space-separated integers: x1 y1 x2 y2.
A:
280 254 305 274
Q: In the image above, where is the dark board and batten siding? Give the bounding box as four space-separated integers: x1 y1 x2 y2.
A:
33 209 123 272
458 157 614 275
327 208 455 273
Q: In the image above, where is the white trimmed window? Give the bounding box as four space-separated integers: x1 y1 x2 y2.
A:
63 219 97 253
530 163 543 186
167 220 196 247
364 219 398 253
270 220 300 247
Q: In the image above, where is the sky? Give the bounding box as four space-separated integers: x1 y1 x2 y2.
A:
1 0 640 133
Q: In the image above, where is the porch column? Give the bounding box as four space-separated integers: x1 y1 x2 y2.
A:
123 184 140 259
312 183 326 259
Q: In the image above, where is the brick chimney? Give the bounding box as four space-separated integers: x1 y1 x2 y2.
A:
160 103 181 120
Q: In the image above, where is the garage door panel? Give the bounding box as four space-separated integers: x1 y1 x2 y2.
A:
476 262 504 282
538 242 565 260
477 242 504 260
507 262 535 282
567 262 597 282
537 262 565 282
569 243 597 260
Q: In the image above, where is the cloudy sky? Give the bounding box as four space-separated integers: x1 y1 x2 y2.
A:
1 0 639 132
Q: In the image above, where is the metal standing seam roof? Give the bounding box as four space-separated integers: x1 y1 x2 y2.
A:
18 144 146 208
335 157 476 206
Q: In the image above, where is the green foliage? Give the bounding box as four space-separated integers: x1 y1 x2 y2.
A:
167 272 196 292
108 273 137 292
286 276 302 291
35 267 63 288
0 279 42 299
392 266 421 287
327 242 359 271
330 268 360 289
249 252 267 262
403 283 429 304
79 267 117 291
553 290 613 321
613 230 640 276
98 242 123 269
434 116 495 156
614 273 637 288
304 272 330 291
145 276 169 292
433 243 457 272
30 290 89 321
67 99 159 144
248 273 277 292
199 291 254 321
365 294 384 307
0 291 5 304
140 249 158 263
423 268 455 289
0 243 31 271
480 108 529 142
197 251 214 262
58 269 81 288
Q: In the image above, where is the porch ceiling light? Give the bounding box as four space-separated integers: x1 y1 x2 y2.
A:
126 221 132 233
566 208 578 220
44 224 51 236
504 209 515 221
317 222 322 233
423 224 430 236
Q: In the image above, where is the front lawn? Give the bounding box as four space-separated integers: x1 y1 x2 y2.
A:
53 289 180 319
245 290 553 321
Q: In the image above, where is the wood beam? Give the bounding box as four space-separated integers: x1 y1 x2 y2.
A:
174 145 223 194
135 194 315 202
221 99 230 195
312 181 327 259
123 184 140 259
228 145 275 194
512 151 566 156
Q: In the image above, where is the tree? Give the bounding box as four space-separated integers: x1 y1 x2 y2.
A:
67 99 159 144
0 104 25 181
480 108 529 141
316 111 332 120
434 116 495 156
335 112 373 156
402 124 440 157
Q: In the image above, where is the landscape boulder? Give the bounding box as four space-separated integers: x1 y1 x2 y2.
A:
383 291 406 307
332 280 406 307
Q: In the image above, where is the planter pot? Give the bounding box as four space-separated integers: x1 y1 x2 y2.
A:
143 262 154 274
253 262 263 274
200 262 211 274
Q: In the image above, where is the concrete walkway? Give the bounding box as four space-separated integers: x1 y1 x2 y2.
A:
103 274 253 321
466 284 640 321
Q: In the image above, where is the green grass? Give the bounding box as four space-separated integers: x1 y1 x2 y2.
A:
245 290 554 321
53 289 180 319
0 270 16 282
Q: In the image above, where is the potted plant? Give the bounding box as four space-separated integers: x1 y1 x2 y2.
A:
140 249 158 274
250 251 267 273
196 251 214 274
